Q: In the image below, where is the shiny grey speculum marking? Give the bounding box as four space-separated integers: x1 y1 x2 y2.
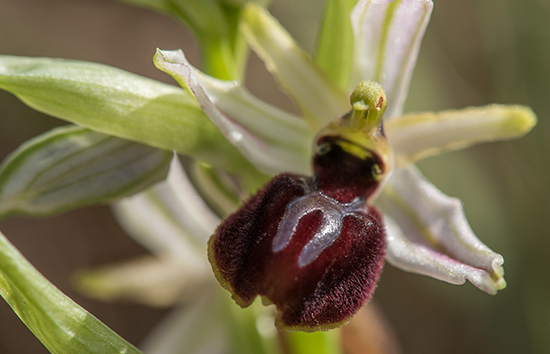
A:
272 192 366 267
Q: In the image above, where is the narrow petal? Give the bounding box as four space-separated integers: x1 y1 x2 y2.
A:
351 0 433 118
154 49 312 175
0 55 252 175
112 157 220 258
0 125 171 220
386 104 537 166
74 256 211 307
0 229 142 354
241 4 350 129
376 166 506 294
140 295 227 354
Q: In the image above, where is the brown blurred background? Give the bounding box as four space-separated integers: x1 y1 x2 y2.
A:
0 0 549 353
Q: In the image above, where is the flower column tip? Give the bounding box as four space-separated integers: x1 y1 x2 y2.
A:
349 81 387 134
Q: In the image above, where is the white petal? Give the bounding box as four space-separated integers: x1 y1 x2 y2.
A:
112 156 220 259
241 4 350 129
376 166 506 294
75 256 211 307
155 49 312 175
140 293 228 354
386 104 537 166
351 0 433 118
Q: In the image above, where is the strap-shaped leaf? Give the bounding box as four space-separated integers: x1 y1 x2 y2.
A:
0 229 143 354
0 125 172 219
0 55 256 176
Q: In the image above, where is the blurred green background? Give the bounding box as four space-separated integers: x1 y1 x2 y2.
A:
0 0 548 353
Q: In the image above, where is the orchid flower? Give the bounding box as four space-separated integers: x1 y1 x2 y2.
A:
143 0 535 329
0 0 536 352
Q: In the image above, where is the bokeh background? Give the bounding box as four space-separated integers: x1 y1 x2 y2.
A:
0 0 548 353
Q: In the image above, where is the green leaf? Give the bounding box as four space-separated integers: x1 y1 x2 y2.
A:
115 0 243 80
0 125 172 219
0 229 143 353
315 0 358 91
115 0 226 37
0 55 258 178
127 0 226 35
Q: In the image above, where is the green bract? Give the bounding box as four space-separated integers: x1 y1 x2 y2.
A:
116 0 270 80
0 56 258 179
0 125 172 219
0 229 143 354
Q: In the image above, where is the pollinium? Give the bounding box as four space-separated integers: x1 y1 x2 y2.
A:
208 81 391 331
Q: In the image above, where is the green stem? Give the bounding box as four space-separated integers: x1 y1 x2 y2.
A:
222 293 284 354
285 330 343 354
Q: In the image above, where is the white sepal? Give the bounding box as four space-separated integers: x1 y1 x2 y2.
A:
155 49 312 176
351 0 433 118
377 166 506 294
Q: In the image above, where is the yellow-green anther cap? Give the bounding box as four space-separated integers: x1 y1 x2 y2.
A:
349 81 387 134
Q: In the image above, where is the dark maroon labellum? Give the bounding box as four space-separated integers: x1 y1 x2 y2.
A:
208 136 386 331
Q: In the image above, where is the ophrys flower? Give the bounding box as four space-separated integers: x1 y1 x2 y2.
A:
146 0 535 332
